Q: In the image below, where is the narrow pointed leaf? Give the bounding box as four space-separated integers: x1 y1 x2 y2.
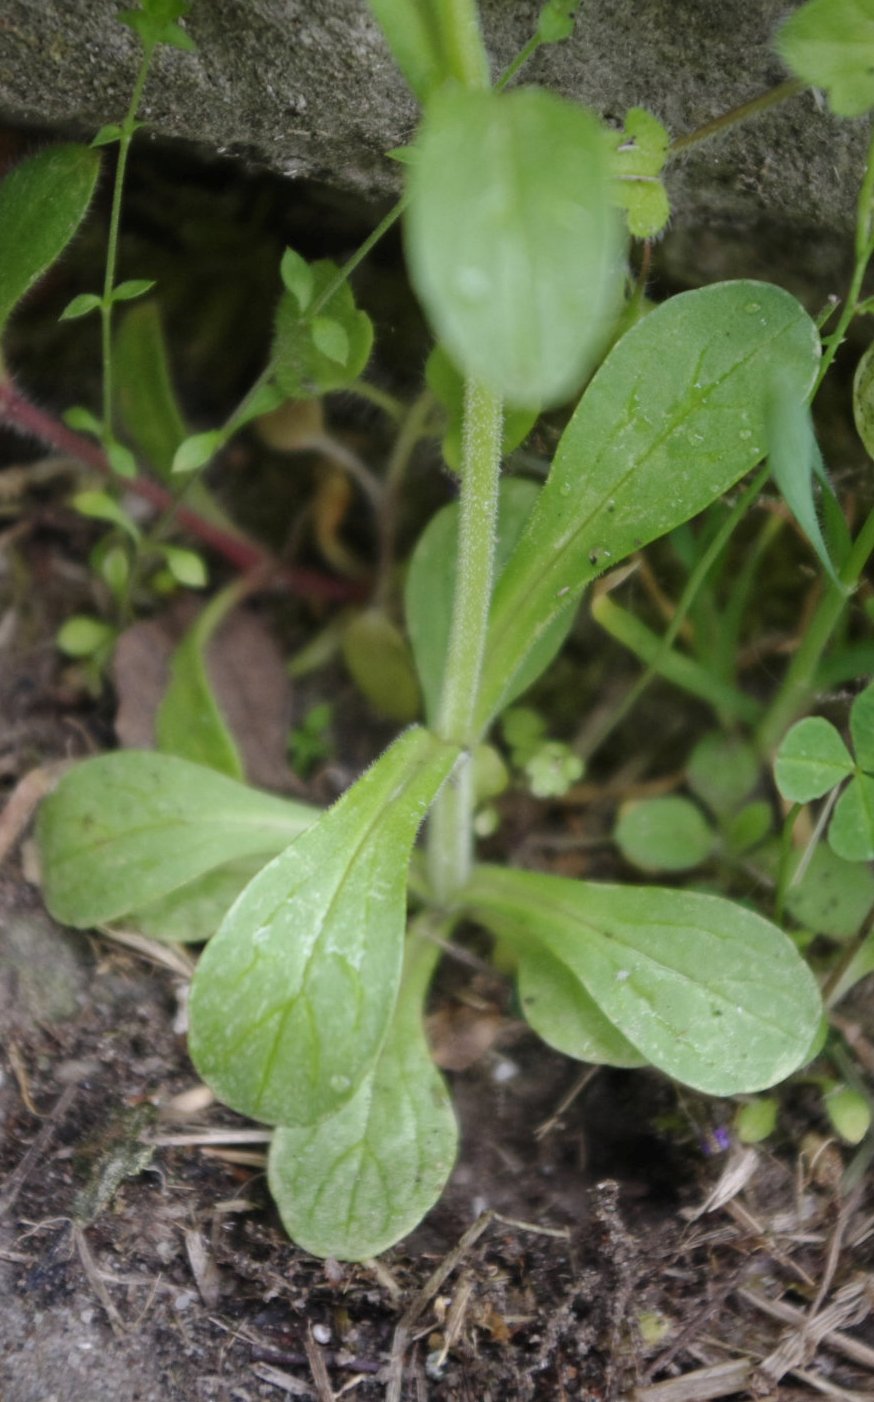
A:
268 933 458 1259
477 281 820 729
188 727 458 1126
463 866 822 1094
774 716 854 801
155 587 245 780
0 144 100 339
767 378 845 588
406 86 624 408
37 752 317 926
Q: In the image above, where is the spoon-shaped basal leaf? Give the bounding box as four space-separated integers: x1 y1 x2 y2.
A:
188 726 459 1126
37 751 318 926
475 281 821 730
268 927 458 1260
405 85 624 409
0 144 100 342
462 866 822 1094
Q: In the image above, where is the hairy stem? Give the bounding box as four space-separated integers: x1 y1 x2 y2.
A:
427 379 502 903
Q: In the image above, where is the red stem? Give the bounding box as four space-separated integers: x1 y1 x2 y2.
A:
0 377 365 603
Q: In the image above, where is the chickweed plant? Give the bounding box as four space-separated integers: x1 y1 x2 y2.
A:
1 0 874 1256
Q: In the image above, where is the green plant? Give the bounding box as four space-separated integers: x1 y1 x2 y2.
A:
3 0 874 1259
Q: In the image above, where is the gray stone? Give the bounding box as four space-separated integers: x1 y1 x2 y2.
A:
0 0 868 295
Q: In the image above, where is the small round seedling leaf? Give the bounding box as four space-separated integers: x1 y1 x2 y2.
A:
279 247 314 309
64 405 103 437
829 774 874 863
774 716 854 801
850 681 874 771
724 801 772 856
784 842 874 940
406 85 624 408
311 315 349 366
824 1085 871 1145
160 544 207 588
273 261 373 399
99 544 130 600
56 615 115 658
73 489 141 541
687 732 760 816
777 0 874 117
735 1098 778 1144
106 441 138 479
172 430 223 475
614 796 714 872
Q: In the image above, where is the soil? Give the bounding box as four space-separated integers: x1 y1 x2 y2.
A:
2 132 874 1402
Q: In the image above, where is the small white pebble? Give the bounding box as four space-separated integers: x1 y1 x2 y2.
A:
312 1323 331 1345
491 1057 518 1084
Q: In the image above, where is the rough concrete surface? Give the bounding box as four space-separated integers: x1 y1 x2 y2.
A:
0 0 870 295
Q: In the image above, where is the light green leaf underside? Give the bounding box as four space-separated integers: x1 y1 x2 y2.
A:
406 85 624 408
37 751 318 926
515 942 646 1067
188 727 459 1127
463 865 822 1094
476 281 821 729
774 716 854 802
131 857 265 944
406 477 573 725
268 932 458 1260
0 144 100 339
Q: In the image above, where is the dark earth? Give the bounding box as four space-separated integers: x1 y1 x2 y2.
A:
2 127 874 1401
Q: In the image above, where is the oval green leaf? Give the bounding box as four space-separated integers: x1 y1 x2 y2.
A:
829 774 874 863
268 933 457 1260
0 144 100 339
406 86 624 408
37 751 317 926
515 942 646 1068
614 796 715 873
477 281 821 730
774 716 854 802
463 866 822 1094
188 727 458 1126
